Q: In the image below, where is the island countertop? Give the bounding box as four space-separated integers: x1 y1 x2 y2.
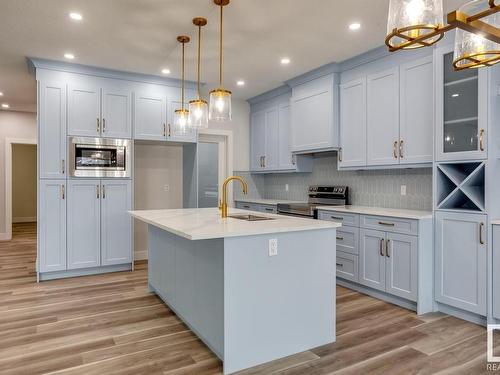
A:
130 207 341 240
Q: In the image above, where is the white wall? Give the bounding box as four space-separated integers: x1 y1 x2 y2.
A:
0 111 37 236
12 144 37 222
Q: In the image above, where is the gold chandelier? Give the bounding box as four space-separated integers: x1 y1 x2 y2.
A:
386 0 500 70
173 35 190 135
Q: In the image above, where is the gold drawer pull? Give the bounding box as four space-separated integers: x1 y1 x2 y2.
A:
336 263 343 267
386 239 391 257
480 222 485 245
378 221 395 226
336 236 344 241
393 141 398 159
330 216 344 221
479 129 485 152
380 238 385 256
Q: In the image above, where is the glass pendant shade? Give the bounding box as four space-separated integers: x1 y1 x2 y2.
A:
173 108 190 135
386 0 444 49
453 1 500 70
209 89 232 121
188 99 209 128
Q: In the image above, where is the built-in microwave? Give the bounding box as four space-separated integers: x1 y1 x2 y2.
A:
68 137 132 178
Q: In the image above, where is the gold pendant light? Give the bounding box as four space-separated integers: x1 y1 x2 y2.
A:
173 35 190 135
209 0 232 122
189 17 209 129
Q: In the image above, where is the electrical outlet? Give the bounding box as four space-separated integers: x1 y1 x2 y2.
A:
163 184 170 192
269 239 278 257
400 185 407 196
285 184 289 192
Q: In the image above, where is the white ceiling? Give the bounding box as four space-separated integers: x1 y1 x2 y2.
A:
0 0 466 112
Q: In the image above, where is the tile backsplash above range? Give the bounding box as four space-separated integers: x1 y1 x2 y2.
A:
235 154 432 211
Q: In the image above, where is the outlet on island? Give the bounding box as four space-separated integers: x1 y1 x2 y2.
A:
269 238 278 256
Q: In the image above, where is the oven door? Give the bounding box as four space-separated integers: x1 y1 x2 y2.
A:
69 137 131 178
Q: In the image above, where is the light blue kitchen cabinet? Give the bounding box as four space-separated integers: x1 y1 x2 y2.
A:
39 180 67 272
367 67 400 166
67 180 101 270
399 56 434 164
134 92 168 141
435 46 487 161
278 103 295 170
101 180 132 266
339 77 367 168
359 228 386 292
167 99 197 143
264 106 279 170
435 211 487 315
250 110 267 172
39 81 67 179
385 232 418 302
290 74 339 153
68 83 101 137
101 86 132 139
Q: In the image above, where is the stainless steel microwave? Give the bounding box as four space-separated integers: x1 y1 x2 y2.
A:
68 137 132 178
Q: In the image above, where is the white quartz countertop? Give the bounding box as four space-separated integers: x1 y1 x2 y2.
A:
492 220 500 225
234 198 307 205
130 208 341 240
316 205 433 220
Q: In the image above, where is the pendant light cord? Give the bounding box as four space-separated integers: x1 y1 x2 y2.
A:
181 41 185 111
197 24 201 99
219 4 223 87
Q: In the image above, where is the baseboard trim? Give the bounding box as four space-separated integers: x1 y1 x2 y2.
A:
436 302 487 326
135 249 148 260
13 217 37 223
39 264 132 281
0 233 11 242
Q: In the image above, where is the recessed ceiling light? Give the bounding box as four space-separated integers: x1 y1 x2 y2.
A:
0 92 3 96
69 12 83 21
349 22 361 31
452 93 460 97
281 58 291 65
1 103 10 109
236 80 245 86
161 68 171 74
64 53 75 60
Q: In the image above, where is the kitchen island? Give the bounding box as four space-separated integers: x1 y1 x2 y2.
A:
130 207 340 374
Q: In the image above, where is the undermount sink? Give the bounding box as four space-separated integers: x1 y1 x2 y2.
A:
228 214 275 222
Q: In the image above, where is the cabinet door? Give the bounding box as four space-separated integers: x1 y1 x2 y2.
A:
264 106 279 170
39 180 66 272
291 74 336 152
68 84 101 137
359 229 386 291
39 81 67 179
167 100 197 143
339 77 367 168
278 103 295 170
494 226 500 320
435 211 487 315
134 93 167 141
67 180 101 269
101 180 132 266
250 110 266 171
400 56 433 164
101 87 132 139
435 48 487 161
385 233 418 301
367 68 400 166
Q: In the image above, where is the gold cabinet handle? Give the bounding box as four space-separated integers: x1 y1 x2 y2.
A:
336 263 343 267
480 222 485 245
380 238 385 256
61 159 65 174
61 185 65 200
386 239 391 257
291 155 296 165
336 236 344 241
102 118 106 133
378 221 395 226
168 123 171 137
338 147 343 162
479 129 485 151
96 185 100 199
102 185 106 199
330 216 344 221
97 118 100 133
263 156 266 168
399 139 404 159
163 123 166 137
393 141 398 159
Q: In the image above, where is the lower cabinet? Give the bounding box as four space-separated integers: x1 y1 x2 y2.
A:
493 225 500 320
359 229 387 292
435 211 487 316
67 179 132 270
39 180 67 272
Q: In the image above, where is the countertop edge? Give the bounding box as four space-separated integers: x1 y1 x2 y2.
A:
316 205 433 220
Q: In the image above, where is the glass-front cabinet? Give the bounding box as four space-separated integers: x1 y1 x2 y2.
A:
435 46 487 161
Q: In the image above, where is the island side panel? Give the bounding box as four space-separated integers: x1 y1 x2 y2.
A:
223 228 337 374
148 225 225 358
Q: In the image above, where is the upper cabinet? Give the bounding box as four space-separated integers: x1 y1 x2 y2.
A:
68 82 132 139
435 47 487 161
290 74 339 153
339 55 434 169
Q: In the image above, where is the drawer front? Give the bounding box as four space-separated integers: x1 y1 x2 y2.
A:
336 226 359 255
336 251 358 282
361 215 418 235
235 202 261 212
318 211 359 227
260 204 277 214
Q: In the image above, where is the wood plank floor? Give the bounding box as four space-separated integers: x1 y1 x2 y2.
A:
0 223 492 374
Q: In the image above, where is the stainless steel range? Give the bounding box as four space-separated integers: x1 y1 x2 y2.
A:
277 186 348 219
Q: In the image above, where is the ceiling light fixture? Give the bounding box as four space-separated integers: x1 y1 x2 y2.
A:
281 57 291 64
349 22 361 30
64 53 75 60
173 35 190 135
0 92 3 96
69 12 83 21
161 68 171 74
1 104 10 109
236 80 245 86
452 93 460 97
189 17 209 129
386 0 499 70
209 0 232 122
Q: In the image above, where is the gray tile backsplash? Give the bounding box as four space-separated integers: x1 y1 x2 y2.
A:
235 154 432 210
